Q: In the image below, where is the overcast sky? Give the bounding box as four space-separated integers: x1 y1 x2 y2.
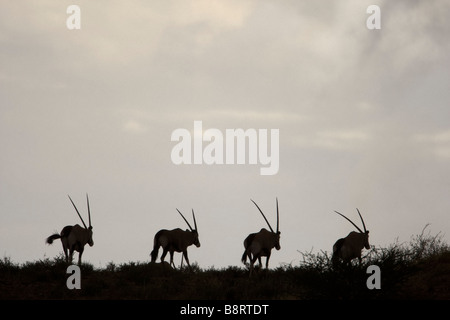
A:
1 0 449 269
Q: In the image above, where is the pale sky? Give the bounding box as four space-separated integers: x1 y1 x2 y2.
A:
1 0 449 269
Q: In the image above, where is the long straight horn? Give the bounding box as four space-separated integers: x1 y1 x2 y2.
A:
276 197 279 233
86 193 91 228
356 208 366 232
192 209 198 231
176 208 193 231
68 195 88 229
251 199 274 233
334 210 363 233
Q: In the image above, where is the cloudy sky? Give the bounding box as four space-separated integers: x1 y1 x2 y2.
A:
1 0 449 269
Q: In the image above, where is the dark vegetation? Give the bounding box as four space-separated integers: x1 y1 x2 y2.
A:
1 226 449 299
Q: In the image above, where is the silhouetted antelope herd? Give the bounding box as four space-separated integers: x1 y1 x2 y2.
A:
46 194 370 273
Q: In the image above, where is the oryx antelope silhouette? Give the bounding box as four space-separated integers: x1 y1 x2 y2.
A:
332 208 370 266
241 198 280 275
150 208 200 269
46 194 93 265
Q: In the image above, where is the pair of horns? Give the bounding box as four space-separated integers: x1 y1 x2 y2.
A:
334 208 367 233
68 194 92 229
176 208 198 232
251 198 279 233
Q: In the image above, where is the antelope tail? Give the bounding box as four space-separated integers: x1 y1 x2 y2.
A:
46 233 61 245
241 249 249 264
333 238 345 255
241 251 246 264
150 247 159 262
332 238 345 266
150 233 161 262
